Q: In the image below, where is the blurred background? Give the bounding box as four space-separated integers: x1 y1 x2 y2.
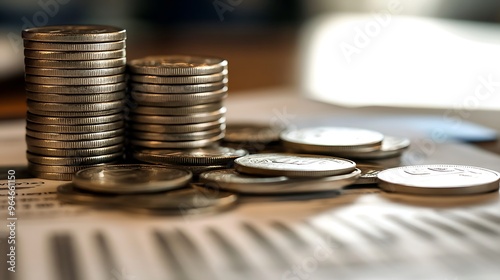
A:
2 0 500 119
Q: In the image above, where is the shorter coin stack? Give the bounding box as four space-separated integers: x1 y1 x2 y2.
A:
23 25 127 181
127 55 228 150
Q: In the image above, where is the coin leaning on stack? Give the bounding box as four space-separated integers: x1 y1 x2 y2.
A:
126 55 228 150
22 25 127 181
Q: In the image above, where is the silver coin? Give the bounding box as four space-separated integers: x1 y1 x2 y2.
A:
130 119 225 133
354 163 385 185
28 107 122 117
200 168 361 194
117 184 237 210
73 164 192 194
26 135 124 149
129 108 226 124
131 89 227 107
29 171 74 181
28 162 112 174
377 164 500 195
130 133 224 149
26 128 124 141
26 120 124 133
130 71 227 85
26 91 125 103
24 40 126 51
133 146 248 166
129 102 223 116
25 58 127 69
234 153 356 178
27 100 125 112
130 81 226 94
27 112 123 125
131 127 223 141
57 183 123 205
28 144 124 157
335 136 411 159
24 49 125 60
26 82 126 94
128 55 227 76
224 123 281 143
27 152 123 165
134 162 229 176
281 127 384 154
22 25 126 42
25 74 125 85
25 66 126 77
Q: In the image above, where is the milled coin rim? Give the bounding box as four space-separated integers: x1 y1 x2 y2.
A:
129 108 226 124
27 151 123 165
133 146 248 166
56 183 124 205
26 120 124 133
25 66 126 77
130 133 225 149
27 144 124 157
200 168 361 194
25 74 126 86
25 82 127 94
25 57 127 69
23 40 126 51
128 55 227 76
334 136 411 159
130 127 223 141
73 164 193 194
27 99 125 112
22 25 126 42
377 164 500 195
234 153 357 178
24 49 126 60
130 71 227 85
131 90 227 106
130 102 223 116
26 112 123 125
129 119 225 133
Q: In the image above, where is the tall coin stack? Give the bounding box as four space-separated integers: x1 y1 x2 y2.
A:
22 25 127 181
127 55 228 150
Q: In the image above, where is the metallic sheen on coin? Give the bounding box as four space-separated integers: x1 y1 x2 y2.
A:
281 127 384 153
133 146 248 166
73 164 192 194
128 55 227 76
234 153 356 178
22 25 126 42
377 164 500 195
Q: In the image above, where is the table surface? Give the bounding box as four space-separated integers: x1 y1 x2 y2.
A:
1 88 500 280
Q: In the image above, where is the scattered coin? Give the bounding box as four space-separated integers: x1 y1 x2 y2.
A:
234 153 356 178
73 164 192 194
334 136 411 159
377 164 500 195
133 146 248 166
354 163 386 185
281 127 384 154
199 168 361 194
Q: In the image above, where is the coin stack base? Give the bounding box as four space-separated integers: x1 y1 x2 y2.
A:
22 25 127 180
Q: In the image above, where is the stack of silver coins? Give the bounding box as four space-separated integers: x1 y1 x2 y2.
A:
22 25 127 181
126 55 228 149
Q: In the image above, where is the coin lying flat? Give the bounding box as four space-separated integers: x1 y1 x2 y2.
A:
27 112 123 125
27 100 124 112
25 58 127 69
131 89 227 107
130 81 226 94
25 82 126 94
129 119 225 133
26 120 124 134
28 107 123 117
129 108 226 124
24 49 126 60
26 91 125 103
130 133 224 149
117 184 237 210
377 164 500 195
24 40 126 51
130 102 223 116
281 127 384 154
73 164 192 194
28 162 112 174
335 136 411 160
29 171 74 181
131 128 223 141
130 71 227 85
26 128 124 141
26 136 125 149
200 168 361 194
25 66 126 77
22 25 126 42
27 152 123 165
128 55 227 76
133 146 248 166
25 74 125 85
234 153 356 178
28 144 124 157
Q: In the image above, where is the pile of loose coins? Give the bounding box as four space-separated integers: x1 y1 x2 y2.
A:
20 26 500 214
23 25 127 180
